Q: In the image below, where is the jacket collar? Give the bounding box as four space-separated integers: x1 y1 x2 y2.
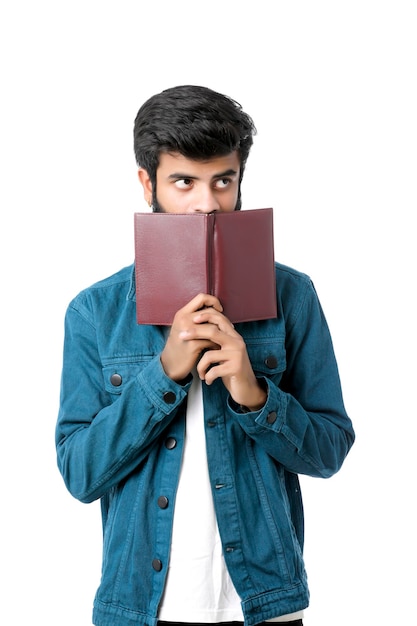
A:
126 263 137 302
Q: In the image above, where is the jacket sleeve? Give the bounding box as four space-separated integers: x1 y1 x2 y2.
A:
55 302 191 504
230 274 355 478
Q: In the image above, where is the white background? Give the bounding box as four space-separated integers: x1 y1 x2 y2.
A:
1 2 416 624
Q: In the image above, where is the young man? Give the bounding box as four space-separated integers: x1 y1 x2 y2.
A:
56 85 355 626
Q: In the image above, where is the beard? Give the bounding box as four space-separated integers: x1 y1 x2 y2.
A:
151 189 164 213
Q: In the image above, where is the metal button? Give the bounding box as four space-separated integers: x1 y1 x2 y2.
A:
110 373 122 387
157 496 169 509
163 391 176 404
165 437 177 450
152 558 163 572
264 355 278 369
266 411 277 424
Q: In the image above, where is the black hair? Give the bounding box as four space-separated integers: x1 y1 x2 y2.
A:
133 85 256 209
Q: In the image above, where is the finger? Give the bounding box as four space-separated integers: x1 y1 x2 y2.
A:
192 310 236 335
197 351 223 383
179 322 226 344
198 354 240 386
183 293 223 314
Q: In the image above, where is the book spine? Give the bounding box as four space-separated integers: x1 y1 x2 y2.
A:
207 213 215 295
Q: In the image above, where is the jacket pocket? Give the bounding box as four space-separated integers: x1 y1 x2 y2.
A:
245 337 287 383
102 360 152 396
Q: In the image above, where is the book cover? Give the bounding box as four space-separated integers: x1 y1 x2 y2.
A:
134 208 277 325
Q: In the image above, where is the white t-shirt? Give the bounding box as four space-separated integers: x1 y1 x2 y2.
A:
158 372 303 623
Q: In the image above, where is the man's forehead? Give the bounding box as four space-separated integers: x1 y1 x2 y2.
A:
157 151 240 176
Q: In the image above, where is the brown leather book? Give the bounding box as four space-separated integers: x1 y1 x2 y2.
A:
134 208 277 325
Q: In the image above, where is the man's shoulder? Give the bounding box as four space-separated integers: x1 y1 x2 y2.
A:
86 264 134 291
274 261 312 288
69 264 134 310
273 261 318 323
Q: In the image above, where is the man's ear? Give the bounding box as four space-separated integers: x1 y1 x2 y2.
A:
137 168 153 206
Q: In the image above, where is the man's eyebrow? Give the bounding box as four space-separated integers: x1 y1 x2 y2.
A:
213 168 239 178
167 172 198 180
167 168 239 180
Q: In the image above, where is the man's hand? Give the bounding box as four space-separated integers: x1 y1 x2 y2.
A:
161 294 266 411
160 293 223 382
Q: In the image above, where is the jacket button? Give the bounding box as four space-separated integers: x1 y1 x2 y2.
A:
163 391 176 404
165 437 177 450
157 496 169 509
110 373 122 387
152 558 163 572
264 355 278 369
267 411 277 424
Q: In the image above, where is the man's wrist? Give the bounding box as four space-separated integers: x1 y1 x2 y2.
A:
245 394 267 412
246 379 268 411
233 380 267 413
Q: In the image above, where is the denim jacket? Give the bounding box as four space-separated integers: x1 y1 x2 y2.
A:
56 262 355 626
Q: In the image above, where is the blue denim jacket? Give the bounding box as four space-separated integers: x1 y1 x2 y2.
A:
56 262 355 626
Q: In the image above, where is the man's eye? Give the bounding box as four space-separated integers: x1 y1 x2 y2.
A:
175 178 193 189
215 178 231 189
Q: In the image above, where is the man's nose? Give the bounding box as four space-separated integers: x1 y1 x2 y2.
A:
191 187 221 213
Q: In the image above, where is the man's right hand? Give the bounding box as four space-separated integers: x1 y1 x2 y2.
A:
160 293 223 381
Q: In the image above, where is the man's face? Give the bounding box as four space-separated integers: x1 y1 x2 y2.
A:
138 151 241 213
